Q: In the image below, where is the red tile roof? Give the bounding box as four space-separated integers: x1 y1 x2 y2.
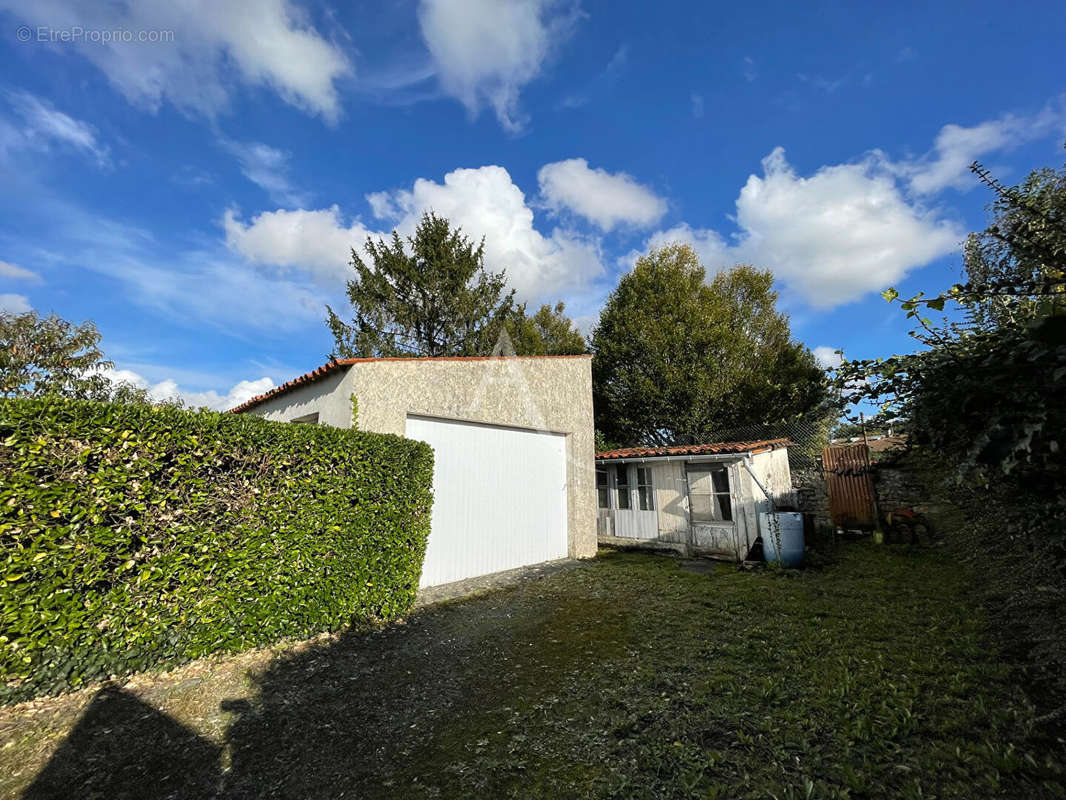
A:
227 354 592 414
596 438 791 461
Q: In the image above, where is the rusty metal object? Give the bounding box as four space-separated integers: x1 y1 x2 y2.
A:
823 444 877 529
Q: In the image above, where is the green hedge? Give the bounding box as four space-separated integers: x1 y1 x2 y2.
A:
0 397 433 703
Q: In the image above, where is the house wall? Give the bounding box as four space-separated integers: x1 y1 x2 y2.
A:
244 369 354 428
246 356 597 560
748 448 794 516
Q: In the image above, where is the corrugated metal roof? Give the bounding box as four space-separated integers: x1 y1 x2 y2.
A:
227 354 592 414
596 438 791 461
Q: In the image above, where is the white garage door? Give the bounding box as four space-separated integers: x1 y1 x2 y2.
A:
406 415 568 588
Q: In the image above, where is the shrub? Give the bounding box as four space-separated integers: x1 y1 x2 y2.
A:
0 397 434 703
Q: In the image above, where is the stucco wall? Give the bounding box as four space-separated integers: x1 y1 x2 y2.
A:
246 370 354 429
246 356 597 560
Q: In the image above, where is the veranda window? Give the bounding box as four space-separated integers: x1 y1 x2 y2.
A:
636 467 654 511
615 465 631 509
597 469 609 509
688 464 732 522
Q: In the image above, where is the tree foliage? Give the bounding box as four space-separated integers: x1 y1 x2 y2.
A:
833 148 1066 722
0 310 148 403
963 160 1066 328
836 148 1066 485
327 213 517 358
327 213 587 359
498 302 587 356
591 244 826 446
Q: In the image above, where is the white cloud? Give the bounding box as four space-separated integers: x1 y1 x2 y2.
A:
417 0 579 131
635 104 1066 306
813 346 843 369
0 91 109 166
16 196 332 333
0 260 42 282
640 223 731 270
358 164 607 299
690 92 704 119
227 164 605 301
365 190 399 220
640 147 961 307
729 148 961 305
2 0 351 121
105 367 274 410
897 103 1066 195
537 158 667 231
219 139 308 206
0 293 32 313
223 205 372 284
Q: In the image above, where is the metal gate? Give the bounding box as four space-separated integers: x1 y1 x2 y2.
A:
823 444 877 529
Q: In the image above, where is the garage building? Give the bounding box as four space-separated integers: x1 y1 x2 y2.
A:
230 355 597 588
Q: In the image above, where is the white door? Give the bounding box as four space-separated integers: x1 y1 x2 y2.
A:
686 463 741 556
611 464 658 539
406 415 568 588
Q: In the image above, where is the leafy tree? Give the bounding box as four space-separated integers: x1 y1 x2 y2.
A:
327 213 517 358
0 310 148 402
499 302 587 356
962 159 1066 328
837 149 1066 481
591 244 826 446
830 411 908 441
833 147 1066 726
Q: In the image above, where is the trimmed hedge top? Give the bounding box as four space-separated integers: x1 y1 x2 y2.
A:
0 397 433 703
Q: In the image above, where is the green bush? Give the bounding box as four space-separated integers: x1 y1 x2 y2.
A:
0 397 434 703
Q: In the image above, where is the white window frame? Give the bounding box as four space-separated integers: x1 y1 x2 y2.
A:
635 466 655 511
688 463 733 523
614 464 632 510
596 468 610 509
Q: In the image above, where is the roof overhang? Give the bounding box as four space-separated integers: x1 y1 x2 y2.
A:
228 354 592 415
595 438 791 463
595 452 750 466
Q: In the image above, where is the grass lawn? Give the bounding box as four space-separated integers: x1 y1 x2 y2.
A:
2 542 1064 798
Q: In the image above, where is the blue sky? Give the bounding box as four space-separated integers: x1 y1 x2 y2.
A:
0 0 1063 409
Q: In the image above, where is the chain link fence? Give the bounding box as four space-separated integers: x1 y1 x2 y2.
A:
701 410 837 529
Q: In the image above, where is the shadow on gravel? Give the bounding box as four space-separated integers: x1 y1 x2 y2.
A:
22 580 625 799
23 687 221 800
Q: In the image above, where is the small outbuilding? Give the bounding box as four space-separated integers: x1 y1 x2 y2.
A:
595 439 793 560
231 355 597 588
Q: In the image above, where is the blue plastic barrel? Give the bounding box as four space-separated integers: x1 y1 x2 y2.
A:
760 512 805 567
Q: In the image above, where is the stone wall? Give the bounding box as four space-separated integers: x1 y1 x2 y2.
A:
792 466 832 531
872 458 929 512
